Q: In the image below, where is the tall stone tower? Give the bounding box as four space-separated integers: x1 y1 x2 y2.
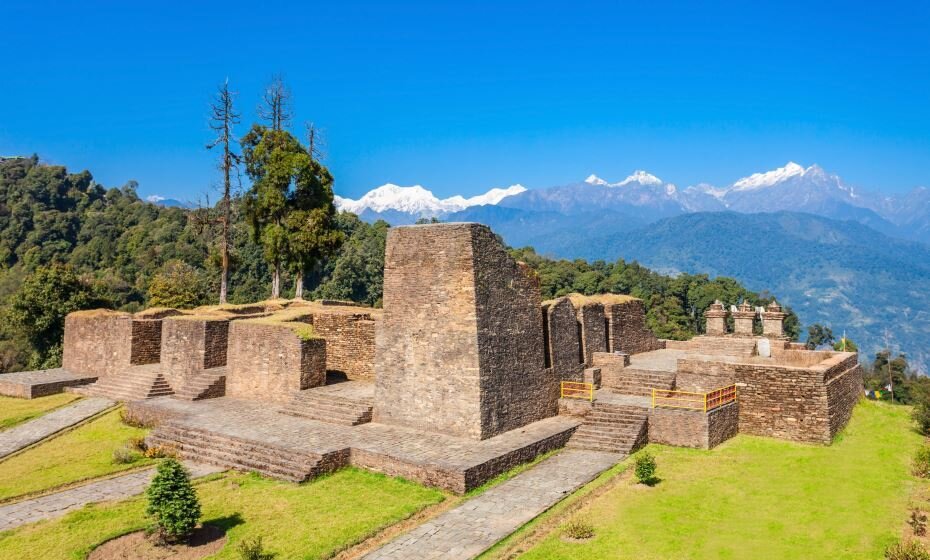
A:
373 223 556 441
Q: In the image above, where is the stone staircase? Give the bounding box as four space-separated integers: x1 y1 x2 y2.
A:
75 364 174 401
146 422 340 482
603 368 676 397
280 389 373 426
566 403 649 454
172 367 227 401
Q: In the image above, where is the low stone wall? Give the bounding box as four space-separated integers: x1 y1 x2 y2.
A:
558 397 594 417
160 317 231 389
63 311 134 377
606 300 664 355
673 336 761 357
674 351 860 444
648 402 738 449
226 322 327 403
310 311 377 380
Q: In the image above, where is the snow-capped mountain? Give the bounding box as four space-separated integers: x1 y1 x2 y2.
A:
336 163 929 243
334 183 526 224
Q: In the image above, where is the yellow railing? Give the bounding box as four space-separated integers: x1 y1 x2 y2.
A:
561 381 594 402
652 384 737 412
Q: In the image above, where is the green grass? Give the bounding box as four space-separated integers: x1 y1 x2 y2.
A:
0 394 81 431
0 408 153 502
0 468 445 560
516 400 923 560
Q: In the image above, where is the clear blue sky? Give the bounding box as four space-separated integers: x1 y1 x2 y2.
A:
2 1 929 201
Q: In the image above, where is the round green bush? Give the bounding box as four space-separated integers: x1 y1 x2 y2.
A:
634 452 658 485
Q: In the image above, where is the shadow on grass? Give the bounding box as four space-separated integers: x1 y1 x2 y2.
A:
638 476 662 487
204 512 244 533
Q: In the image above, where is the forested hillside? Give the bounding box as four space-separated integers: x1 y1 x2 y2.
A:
0 157 797 373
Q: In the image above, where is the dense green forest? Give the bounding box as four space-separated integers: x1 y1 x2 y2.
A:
0 156 800 372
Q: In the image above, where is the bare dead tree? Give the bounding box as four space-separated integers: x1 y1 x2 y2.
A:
257 75 292 132
206 79 241 304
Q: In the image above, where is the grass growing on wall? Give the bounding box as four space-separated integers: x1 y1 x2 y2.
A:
0 468 445 560
0 408 153 502
0 394 81 431
507 400 921 560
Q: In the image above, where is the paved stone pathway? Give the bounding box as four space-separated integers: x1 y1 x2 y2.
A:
0 397 115 460
0 462 222 531
362 450 621 560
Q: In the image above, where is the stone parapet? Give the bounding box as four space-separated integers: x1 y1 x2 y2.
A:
648 402 738 449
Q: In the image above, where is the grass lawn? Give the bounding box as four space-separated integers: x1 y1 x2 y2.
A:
514 400 923 560
0 408 153 502
0 468 446 560
0 393 81 430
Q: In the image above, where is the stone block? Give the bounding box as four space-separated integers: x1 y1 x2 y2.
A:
374 222 556 441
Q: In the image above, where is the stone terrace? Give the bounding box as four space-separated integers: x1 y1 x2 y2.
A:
135 394 580 494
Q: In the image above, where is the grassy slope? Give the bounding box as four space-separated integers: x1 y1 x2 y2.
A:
0 468 445 560
519 401 921 560
0 394 81 430
0 409 152 502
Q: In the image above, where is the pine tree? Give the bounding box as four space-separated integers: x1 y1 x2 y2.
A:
145 458 201 544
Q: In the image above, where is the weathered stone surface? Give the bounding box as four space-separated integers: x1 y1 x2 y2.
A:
160 317 230 389
375 223 555 441
309 311 377 380
226 321 326 402
576 302 608 365
62 311 133 377
605 299 664 355
732 301 756 336
649 402 738 449
542 297 583 381
703 300 728 336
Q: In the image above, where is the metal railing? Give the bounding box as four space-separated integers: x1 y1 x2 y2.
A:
561 381 595 402
651 384 737 412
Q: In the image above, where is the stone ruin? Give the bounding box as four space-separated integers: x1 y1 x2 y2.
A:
0 222 863 491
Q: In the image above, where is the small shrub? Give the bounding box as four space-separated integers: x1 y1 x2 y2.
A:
238 536 276 560
128 436 148 452
634 452 658 485
886 540 930 560
112 446 137 465
913 446 930 478
914 403 930 437
562 517 595 540
146 459 201 544
144 445 175 459
120 408 145 428
911 510 928 537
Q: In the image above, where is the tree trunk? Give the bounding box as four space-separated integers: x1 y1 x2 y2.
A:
271 263 281 299
294 271 304 300
219 216 229 304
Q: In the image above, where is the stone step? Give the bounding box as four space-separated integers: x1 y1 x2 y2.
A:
148 424 323 482
280 391 373 426
173 370 226 401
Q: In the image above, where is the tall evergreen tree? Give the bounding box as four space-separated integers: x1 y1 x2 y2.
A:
206 79 240 304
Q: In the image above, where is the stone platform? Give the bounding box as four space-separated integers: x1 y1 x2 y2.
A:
132 396 580 493
0 368 97 399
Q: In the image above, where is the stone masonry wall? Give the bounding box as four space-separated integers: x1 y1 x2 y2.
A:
130 320 164 365
226 322 327 402
63 312 133 377
648 402 738 449
576 303 607 366
826 362 862 439
160 317 230 389
375 223 556 440
543 297 584 381
606 300 664 355
310 312 377 380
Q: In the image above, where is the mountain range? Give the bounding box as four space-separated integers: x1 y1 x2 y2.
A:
335 163 930 372
335 162 928 242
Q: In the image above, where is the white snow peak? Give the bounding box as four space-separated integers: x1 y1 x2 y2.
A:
585 174 609 186
334 183 527 216
615 170 663 187
732 162 806 191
